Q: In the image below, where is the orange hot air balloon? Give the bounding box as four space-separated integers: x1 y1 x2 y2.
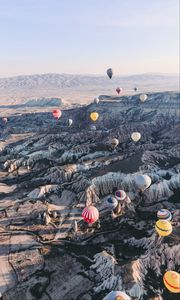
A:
116 87 122 94
52 109 62 120
163 271 180 293
82 206 99 224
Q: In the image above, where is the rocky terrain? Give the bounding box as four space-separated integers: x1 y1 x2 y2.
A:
0 73 179 104
0 91 179 300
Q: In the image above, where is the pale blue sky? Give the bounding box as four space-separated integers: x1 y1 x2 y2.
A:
0 0 179 77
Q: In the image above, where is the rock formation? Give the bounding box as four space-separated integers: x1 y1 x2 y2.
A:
0 92 179 300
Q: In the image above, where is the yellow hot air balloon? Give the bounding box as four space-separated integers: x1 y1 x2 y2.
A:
90 112 99 122
163 271 180 293
155 220 172 237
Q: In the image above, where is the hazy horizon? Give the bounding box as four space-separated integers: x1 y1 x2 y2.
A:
0 71 179 80
0 0 179 77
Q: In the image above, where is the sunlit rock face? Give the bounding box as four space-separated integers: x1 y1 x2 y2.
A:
0 92 179 300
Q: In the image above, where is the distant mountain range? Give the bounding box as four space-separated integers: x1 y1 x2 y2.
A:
0 73 179 104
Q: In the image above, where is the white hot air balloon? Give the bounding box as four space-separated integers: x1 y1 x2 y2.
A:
103 291 131 300
106 196 118 210
140 94 148 102
94 97 100 104
110 138 119 147
106 68 113 79
134 174 152 192
131 132 141 142
68 119 73 127
90 125 97 131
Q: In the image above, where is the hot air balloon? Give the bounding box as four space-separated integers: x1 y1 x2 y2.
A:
140 94 147 102
90 112 99 122
82 206 99 224
103 291 131 300
155 220 172 237
134 174 151 191
115 190 126 201
106 197 118 210
2 117 8 124
110 138 119 147
163 271 180 293
107 68 113 79
90 125 97 131
131 132 141 142
134 87 138 92
116 87 122 94
94 97 100 104
125 196 131 204
68 119 73 127
157 209 172 222
52 109 62 120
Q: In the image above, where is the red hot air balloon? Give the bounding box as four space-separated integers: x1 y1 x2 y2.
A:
52 109 62 120
116 87 122 94
82 206 99 224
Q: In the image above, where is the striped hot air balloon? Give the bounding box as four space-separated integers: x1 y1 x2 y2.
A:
157 209 172 222
82 206 99 224
163 271 180 293
115 190 126 201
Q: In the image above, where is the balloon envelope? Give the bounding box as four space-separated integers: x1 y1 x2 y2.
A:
90 125 97 131
155 220 172 237
163 271 180 293
52 109 62 120
140 94 147 102
2 117 8 124
90 112 99 122
82 206 99 224
106 197 118 209
103 291 131 300
157 209 172 221
94 97 100 104
131 132 141 142
134 87 138 92
115 190 126 201
116 87 122 94
68 119 73 126
107 68 113 79
134 174 151 191
110 138 119 147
